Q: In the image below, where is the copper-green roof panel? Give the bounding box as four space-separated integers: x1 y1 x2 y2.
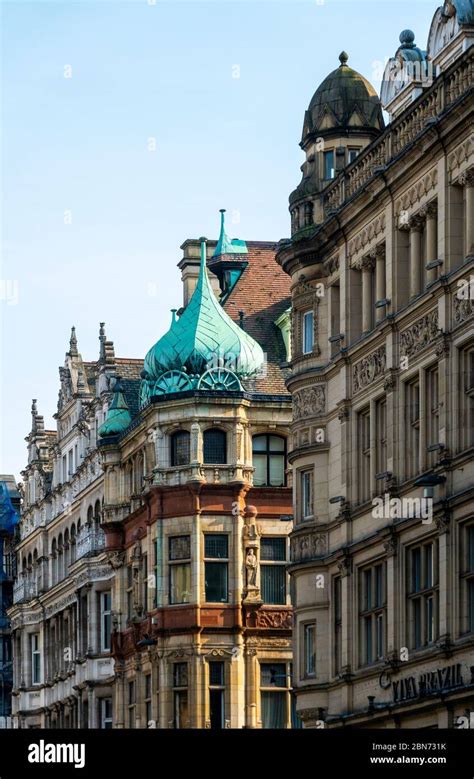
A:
212 209 248 258
98 379 132 437
143 309 181 378
173 239 264 376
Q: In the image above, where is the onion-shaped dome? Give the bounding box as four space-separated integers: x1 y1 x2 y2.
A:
447 0 474 24
171 239 264 377
301 52 384 145
143 309 180 379
98 379 132 438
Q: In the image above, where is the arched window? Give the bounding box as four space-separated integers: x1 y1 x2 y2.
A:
203 429 227 464
94 500 101 531
64 529 70 571
87 505 94 526
70 523 76 563
252 434 286 487
58 533 64 581
171 431 190 467
51 540 57 585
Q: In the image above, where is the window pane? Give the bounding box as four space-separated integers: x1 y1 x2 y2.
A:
304 624 316 676
205 535 228 559
174 691 189 728
303 312 314 353
425 545 433 588
413 599 421 648
426 596 434 643
469 580 474 633
261 538 286 561
269 436 285 452
174 663 188 687
170 563 191 604
412 548 421 592
375 566 383 607
171 432 190 466
376 614 384 659
262 565 286 605
365 616 373 664
205 562 228 602
203 429 226 464
252 435 267 452
261 691 286 729
260 663 286 687
169 536 190 561
209 661 224 686
209 689 224 729
253 454 267 486
469 526 474 572
269 455 285 486
324 150 335 180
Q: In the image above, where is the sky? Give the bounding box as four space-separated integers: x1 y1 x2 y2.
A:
1 0 436 480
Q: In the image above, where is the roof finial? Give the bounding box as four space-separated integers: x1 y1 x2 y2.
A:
69 326 78 357
99 322 106 362
399 29 415 48
339 51 349 66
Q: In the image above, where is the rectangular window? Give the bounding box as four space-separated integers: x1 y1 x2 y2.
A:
142 554 148 613
169 536 191 605
301 470 313 520
261 537 286 605
128 681 135 729
426 367 439 468
260 663 288 729
62 455 67 483
126 566 133 620
99 698 113 729
204 535 228 603
375 398 387 477
144 674 152 727
408 541 438 649
303 311 314 354
252 435 286 487
358 407 371 503
99 591 111 653
303 623 316 678
348 147 360 164
31 634 41 685
464 524 474 634
406 379 420 478
68 449 73 477
209 661 225 729
360 563 386 666
334 576 342 675
173 662 189 729
459 346 474 451
324 150 335 180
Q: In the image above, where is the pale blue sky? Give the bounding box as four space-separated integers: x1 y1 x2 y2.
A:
1 0 435 479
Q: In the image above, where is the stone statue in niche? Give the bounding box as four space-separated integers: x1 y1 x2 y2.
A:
245 548 257 587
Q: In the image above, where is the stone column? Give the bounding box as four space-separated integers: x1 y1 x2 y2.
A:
384 535 398 657
436 513 451 642
425 202 438 283
244 646 258 728
338 555 353 715
361 257 374 333
375 245 386 323
409 215 423 297
158 656 168 728
462 169 474 257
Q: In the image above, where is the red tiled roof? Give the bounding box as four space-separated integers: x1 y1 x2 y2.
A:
221 242 291 395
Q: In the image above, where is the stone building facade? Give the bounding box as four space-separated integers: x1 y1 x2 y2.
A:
277 0 474 727
9 214 294 728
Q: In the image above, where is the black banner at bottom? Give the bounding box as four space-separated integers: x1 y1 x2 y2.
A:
0 728 472 776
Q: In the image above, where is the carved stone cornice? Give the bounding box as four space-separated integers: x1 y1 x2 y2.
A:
293 385 326 420
353 345 386 393
399 309 439 358
290 531 327 563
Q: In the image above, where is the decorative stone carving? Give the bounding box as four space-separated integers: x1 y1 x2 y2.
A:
337 403 350 422
435 332 451 357
290 532 327 563
399 309 439 358
383 370 397 392
395 169 437 218
337 551 351 577
250 609 292 630
435 511 451 535
453 293 474 325
293 386 326 420
448 138 473 182
348 212 386 263
324 254 339 275
353 346 386 393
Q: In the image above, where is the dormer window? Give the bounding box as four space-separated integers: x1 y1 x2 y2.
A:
348 147 361 164
324 150 335 180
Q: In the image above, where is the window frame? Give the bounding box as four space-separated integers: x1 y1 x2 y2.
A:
252 434 286 487
168 535 191 605
302 310 314 355
260 536 287 605
204 534 229 603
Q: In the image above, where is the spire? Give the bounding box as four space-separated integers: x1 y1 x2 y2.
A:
98 378 132 438
69 326 78 357
99 322 106 362
212 209 248 258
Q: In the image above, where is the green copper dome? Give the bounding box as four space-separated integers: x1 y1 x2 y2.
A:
302 52 384 144
99 379 132 437
140 236 265 405
173 239 262 375
143 309 180 379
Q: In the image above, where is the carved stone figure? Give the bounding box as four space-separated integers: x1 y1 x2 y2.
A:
245 548 258 587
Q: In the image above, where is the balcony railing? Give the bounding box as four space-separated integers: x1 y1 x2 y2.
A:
75 527 106 560
12 578 38 604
